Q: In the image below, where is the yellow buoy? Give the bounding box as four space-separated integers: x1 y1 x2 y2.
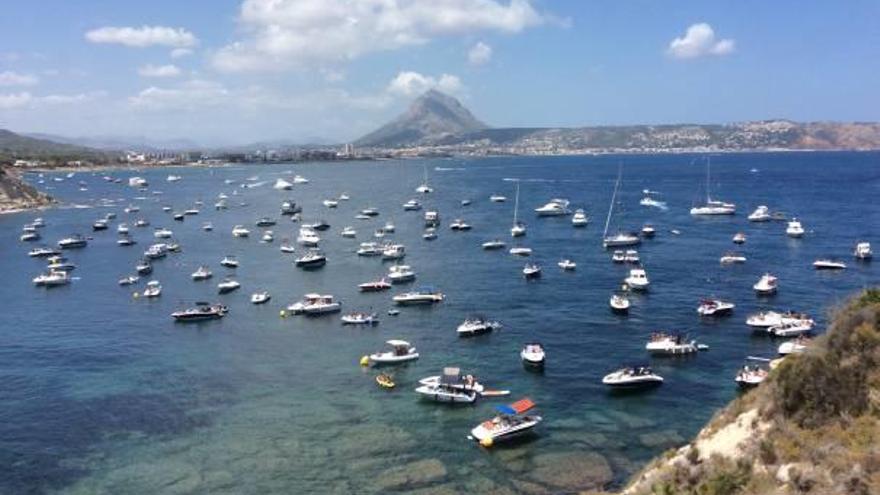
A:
480 437 493 448
360 355 370 367
279 310 287 318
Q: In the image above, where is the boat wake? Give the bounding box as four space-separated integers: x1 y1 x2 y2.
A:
434 167 465 171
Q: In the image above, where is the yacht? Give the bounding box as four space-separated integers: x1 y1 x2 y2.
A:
383 221 395 233
167 175 182 182
184 208 199 216
697 299 735 316
304 220 330 231
135 218 150 227
294 249 327 269
255 217 276 227
610 293 630 312
297 228 321 246
57 235 88 249
753 273 778 295
402 199 422 211
117 235 136 246
373 228 386 239
392 287 444 305
143 243 167 259
287 294 341 315
470 398 542 446
769 320 814 338
358 278 392 292
153 228 173 239
368 340 419 364
778 336 811 356
220 255 239 268
534 198 571 216
260 230 275 243
424 210 440 227
20 231 41 242
449 219 472 231
273 178 293 190
172 212 185 222
118 275 139 286
558 259 576 271
624 250 640 264
461 199 471 206
356 242 382 256
251 291 271 305
292 175 308 184
280 200 301 216
509 246 532 256
360 207 379 217
746 311 813 329
214 199 228 210
29 246 60 257
602 366 664 388
422 228 438 241
418 369 492 395
338 193 350 201
415 165 433 194
611 250 626 263
523 263 542 279
813 259 847 270
217 278 241 294
482 239 506 250
232 225 250 238
382 244 406 260
340 226 357 238
142 280 162 298
172 303 228 322
323 199 339 208
92 219 108 231
456 317 502 337
510 182 526 237
690 159 736 215
135 259 153 275
520 343 545 367
387 264 416 283
341 312 379 325
415 382 478 404
640 224 655 238
854 241 873 260
279 241 295 253
735 364 768 388
732 232 747 244
720 252 747 264
602 169 641 248
32 218 45 228
624 268 650 290
191 266 213 281
572 209 589 227
33 270 70 287
117 223 129 234
786 218 805 237
748 205 771 222
124 204 140 214
47 258 76 271
646 333 699 355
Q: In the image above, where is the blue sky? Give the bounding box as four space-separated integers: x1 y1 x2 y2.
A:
0 0 878 145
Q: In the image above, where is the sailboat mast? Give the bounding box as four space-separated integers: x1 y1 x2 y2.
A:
603 168 621 239
512 181 520 225
705 157 711 203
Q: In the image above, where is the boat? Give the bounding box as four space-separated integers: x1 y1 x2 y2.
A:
422 228 438 241
29 246 60 257
304 220 331 231
624 268 650 290
646 333 699 355
294 249 327 269
57 235 88 249
166 174 182 182
778 336 811 356
217 278 241 294
191 266 213 281
558 259 576 271
510 182 526 237
128 177 148 188
602 169 641 248
261 231 274 243
748 205 771 222
382 244 406 260
143 243 167 259
153 228 173 239
602 365 664 388
184 208 199 215
449 219 472 231
280 200 301 216
47 258 76 271
20 231 41 242
534 198 571 216
746 311 813 329
273 178 293 190
457 316 502 337
279 242 295 253
753 273 778 295
690 159 736 215
572 209 589 227
142 280 162 298
33 270 70 287
297 228 321 246
523 263 542 279
135 218 150 227
376 373 395 389
415 381 478 404
358 278 391 292
323 199 339 208
786 218 805 237
220 255 239 268
470 398 542 447
697 299 735 316
482 239 506 250
118 275 139 286
610 293 630 312
383 221 395 233
287 293 341 315
424 210 440 227
214 199 228 210
256 217 276 227
509 246 532 256
640 196 668 210
387 264 416 283
340 226 357 238
769 319 814 338
732 232 747 244
640 224 655 238
117 223 129 234
135 259 153 275
251 291 271 304
624 250 640 263
172 303 228 322
341 312 379 325
521 343 545 367
124 204 140 214
292 175 308 184
735 364 769 388
415 165 433 194
854 241 873 260
402 199 422 211
813 259 847 270
338 193 350 201
31 218 45 228
373 228 386 239
356 242 382 256
611 250 625 263
490 194 507 203
173 213 185 222
369 340 419 364
232 225 250 238
393 287 444 305
720 252 747 264
360 207 380 217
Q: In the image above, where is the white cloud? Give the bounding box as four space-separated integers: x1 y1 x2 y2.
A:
129 80 229 110
0 92 31 109
85 26 198 48
387 71 462 97
138 64 182 78
667 23 735 59
468 41 493 66
213 0 553 72
0 70 39 86
0 91 102 109
170 48 194 58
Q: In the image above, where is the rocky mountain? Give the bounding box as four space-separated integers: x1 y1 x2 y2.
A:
356 89 488 147
25 133 201 152
0 167 53 213
0 129 112 163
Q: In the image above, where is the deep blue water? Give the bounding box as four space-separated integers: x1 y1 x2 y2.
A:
1 152 878 494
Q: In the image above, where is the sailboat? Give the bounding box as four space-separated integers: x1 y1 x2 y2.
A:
690 158 735 215
415 165 433 194
603 168 641 248
510 181 526 237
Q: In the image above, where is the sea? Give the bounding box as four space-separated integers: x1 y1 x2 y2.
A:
1 152 878 494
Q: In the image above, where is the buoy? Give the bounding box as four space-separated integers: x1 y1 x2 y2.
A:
279 310 287 318
360 355 369 367
132 292 139 298
480 437 493 448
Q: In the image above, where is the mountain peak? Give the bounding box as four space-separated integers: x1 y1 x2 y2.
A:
356 90 487 147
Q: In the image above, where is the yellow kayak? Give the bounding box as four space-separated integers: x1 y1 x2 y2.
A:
376 374 395 389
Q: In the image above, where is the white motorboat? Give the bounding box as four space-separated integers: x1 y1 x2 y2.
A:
732 232 747 244
786 218 805 237
419 369 489 394
735 364 768 388
640 196 668 210
625 268 650 290
171 302 229 322
118 275 139 286
602 365 664 388
640 224 656 238
135 218 150 227
117 223 129 234
32 218 45 228
382 244 406 260
746 311 811 329
611 250 626 263
813 259 846 270
128 177 148 188
482 239 506 250
214 199 228 210
470 398 542 446
280 200 301 216
358 278 391 292
720 252 747 264
690 159 735 215
748 205 771 222
610 293 630 312
490 194 507 202
124 204 141 214
92 219 109 231
256 217 276 227
778 336 811 356
293 175 308 184
369 340 419 364
143 243 168 259
166 174 182 182
261 230 274 243
374 229 386 239
287 294 341 315
646 333 699 355
624 250 640 263
854 241 873 260
47 258 76 271
251 291 271 304
602 169 641 248
273 178 293 190
29 246 60 257
58 234 88 249
142 280 162 298
191 266 213 281
753 273 778 295
449 219 472 231
338 193 350 201
403 199 422 211
33 270 70 287
356 242 382 256
135 260 153 275
279 242 295 253
383 222 395 233
360 207 379 217
697 299 735 316
558 259 576 271
424 210 440 227
457 317 502 337
217 278 241 294
520 343 545 366
415 383 477 404
510 182 526 237
20 231 41 242
523 263 542 279
535 198 571 216
152 228 173 239
415 165 433 194
422 228 438 240
323 199 339 208
220 255 239 268
296 228 321 246
294 249 327 269
387 264 416 283
769 320 814 337
572 209 589 227
341 312 379 325
184 208 199 216
393 288 444 305
509 246 532 256
340 226 357 238
232 225 250 238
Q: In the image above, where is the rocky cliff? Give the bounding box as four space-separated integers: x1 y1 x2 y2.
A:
0 167 53 213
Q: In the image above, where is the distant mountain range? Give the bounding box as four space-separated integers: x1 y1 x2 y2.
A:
357 91 880 152
0 129 110 160
24 133 202 152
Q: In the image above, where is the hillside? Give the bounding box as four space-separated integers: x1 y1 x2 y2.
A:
0 167 53 213
610 289 880 495
0 129 113 163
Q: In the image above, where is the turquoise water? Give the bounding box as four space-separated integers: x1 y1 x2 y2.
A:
2 152 878 493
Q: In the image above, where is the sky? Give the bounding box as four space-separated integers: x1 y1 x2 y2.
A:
0 0 878 146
